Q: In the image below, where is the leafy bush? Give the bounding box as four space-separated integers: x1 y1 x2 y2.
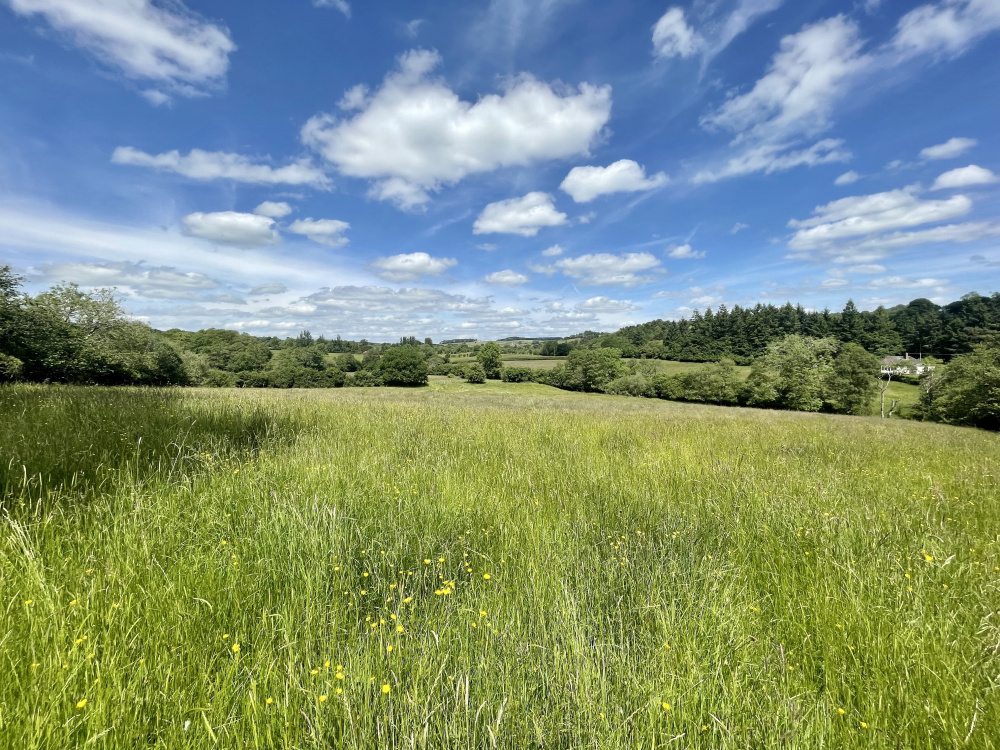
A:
501 366 535 383
652 374 686 401
745 336 837 412
377 345 428 386
604 374 655 398
236 371 271 388
335 353 360 372
348 370 384 387
464 362 487 384
682 359 743 404
922 343 1000 430
824 343 879 415
477 341 503 379
0 353 23 381
546 348 625 392
204 369 238 388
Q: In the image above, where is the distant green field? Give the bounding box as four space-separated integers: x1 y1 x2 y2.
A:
2 383 998 749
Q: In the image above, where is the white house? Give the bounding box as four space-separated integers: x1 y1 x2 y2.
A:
880 354 934 376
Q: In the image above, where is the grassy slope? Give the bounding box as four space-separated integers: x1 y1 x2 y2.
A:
2 384 998 749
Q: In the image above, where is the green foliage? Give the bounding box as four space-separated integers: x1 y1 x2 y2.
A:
551 347 626 392
603 373 655 398
477 341 503 379
746 336 837 412
348 370 384 387
594 293 1000 362
0 353 23 381
0 266 23 358
204 369 238 388
922 343 1000 430
501 366 535 383
377 345 429 386
825 343 880 415
336 353 360 372
166 329 272 372
650 359 743 405
464 362 487 384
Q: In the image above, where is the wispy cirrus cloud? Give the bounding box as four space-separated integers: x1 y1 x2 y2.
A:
5 0 235 100
112 147 331 188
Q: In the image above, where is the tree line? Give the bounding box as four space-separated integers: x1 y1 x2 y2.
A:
596 295 1000 363
491 338 999 430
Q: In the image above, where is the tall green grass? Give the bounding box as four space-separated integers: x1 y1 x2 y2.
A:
1 383 998 748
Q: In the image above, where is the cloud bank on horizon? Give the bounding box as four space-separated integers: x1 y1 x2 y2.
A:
1 0 998 341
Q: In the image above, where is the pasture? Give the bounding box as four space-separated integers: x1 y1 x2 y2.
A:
1 383 997 749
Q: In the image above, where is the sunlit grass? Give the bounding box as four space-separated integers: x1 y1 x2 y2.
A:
2 383 998 748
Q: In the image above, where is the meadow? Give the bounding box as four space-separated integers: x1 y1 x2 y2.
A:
1 382 998 749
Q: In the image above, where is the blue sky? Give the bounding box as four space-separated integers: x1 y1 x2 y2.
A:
1 0 999 341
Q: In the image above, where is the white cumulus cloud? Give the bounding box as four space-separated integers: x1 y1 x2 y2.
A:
835 170 861 186
300 49 612 209
5 0 235 98
181 212 281 247
254 201 294 218
473 192 568 237
112 147 330 187
920 136 978 160
560 160 668 203
286 218 351 247
541 244 564 257
368 252 457 282
931 165 998 190
555 253 662 287
667 244 705 259
483 270 530 286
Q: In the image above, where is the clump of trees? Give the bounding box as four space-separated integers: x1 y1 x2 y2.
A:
506 335 884 416
594 294 1000 363
919 342 1000 430
1 267 190 386
463 362 487 384
476 342 503 380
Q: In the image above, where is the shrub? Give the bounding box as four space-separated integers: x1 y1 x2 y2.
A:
348 370 384 387
477 342 503 379
315 368 346 388
204 369 238 388
377 345 428 386
683 360 743 404
652 374 685 401
501 366 535 383
335 353 360 372
236 371 271 388
604 374 655 398
922 343 1000 430
464 363 486 384
824 343 879 415
561 348 626 392
0 353 23 381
